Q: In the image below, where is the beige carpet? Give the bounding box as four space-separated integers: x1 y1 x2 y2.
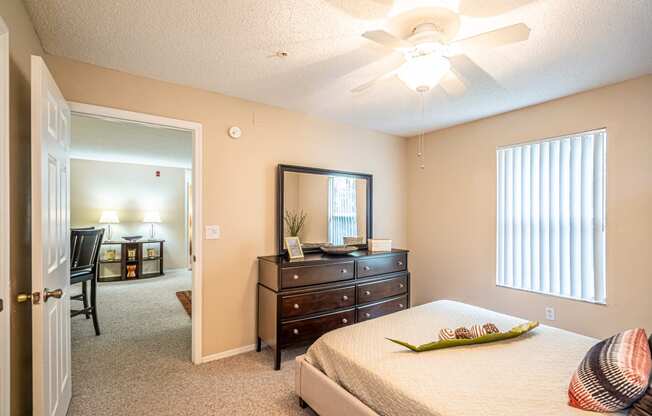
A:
69 270 313 415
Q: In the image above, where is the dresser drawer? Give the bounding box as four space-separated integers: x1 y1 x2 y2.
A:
357 295 407 322
281 286 355 318
357 275 407 305
281 261 354 289
281 309 355 346
357 254 406 278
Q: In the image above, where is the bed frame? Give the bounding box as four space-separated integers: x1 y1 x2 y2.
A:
295 355 379 416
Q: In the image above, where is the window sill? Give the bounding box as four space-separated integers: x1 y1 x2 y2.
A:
496 283 607 306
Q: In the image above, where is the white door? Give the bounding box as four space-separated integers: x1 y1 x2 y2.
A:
0 17 10 416
31 55 71 416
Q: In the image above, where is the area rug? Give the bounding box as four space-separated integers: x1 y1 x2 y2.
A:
175 290 192 317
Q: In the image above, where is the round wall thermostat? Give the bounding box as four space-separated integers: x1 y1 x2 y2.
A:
228 126 242 139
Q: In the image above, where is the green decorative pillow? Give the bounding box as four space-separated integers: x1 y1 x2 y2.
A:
387 321 539 352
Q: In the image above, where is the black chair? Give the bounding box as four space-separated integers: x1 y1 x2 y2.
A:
70 228 104 335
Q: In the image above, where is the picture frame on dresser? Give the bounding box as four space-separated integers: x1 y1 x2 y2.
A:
257 165 409 370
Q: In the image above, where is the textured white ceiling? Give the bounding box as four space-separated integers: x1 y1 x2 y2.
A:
26 0 652 137
71 114 192 169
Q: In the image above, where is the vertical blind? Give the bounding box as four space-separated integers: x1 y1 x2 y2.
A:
496 129 606 303
328 176 358 245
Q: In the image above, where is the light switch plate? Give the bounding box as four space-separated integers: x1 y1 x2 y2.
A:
205 225 220 240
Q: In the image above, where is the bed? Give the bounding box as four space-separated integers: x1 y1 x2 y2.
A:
296 300 622 416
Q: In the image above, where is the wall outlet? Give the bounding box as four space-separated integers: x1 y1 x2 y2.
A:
205 225 221 240
545 307 556 321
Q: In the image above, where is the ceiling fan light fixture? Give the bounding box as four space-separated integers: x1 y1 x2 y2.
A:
397 54 451 92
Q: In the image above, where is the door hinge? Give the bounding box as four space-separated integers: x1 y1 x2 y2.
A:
0 298 3 312
193 255 197 263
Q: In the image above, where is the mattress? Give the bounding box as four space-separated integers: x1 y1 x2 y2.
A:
305 300 621 416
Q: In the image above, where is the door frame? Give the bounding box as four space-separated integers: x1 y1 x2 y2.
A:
0 16 10 416
68 102 204 364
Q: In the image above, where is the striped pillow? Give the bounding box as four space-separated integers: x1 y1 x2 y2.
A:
569 328 651 412
629 335 652 416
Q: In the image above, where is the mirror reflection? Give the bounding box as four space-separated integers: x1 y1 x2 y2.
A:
283 171 368 248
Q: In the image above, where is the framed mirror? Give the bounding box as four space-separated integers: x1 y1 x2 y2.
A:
277 164 372 254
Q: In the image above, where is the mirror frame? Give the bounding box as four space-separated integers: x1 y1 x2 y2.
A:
277 164 373 255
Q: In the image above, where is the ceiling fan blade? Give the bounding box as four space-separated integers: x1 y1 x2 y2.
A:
449 23 530 55
448 54 504 91
439 71 467 97
362 30 414 50
351 69 398 93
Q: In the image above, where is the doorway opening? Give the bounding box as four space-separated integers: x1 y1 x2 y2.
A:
67 103 203 372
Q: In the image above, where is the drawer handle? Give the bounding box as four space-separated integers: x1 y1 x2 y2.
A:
342 295 349 301
293 303 300 310
341 318 348 324
363 266 370 271
397 261 404 266
293 329 299 335
398 303 404 308
364 290 371 296
293 274 299 280
365 312 371 318
399 283 405 289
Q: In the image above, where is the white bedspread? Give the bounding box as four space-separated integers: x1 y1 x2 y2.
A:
305 300 618 416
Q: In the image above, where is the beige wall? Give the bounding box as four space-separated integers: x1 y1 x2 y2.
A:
70 159 188 270
43 54 408 357
0 0 44 414
407 75 652 339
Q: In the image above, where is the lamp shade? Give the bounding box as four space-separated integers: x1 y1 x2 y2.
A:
99 210 120 224
143 211 161 223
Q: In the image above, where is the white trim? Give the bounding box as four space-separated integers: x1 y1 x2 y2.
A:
496 127 607 150
0 18 10 416
69 155 191 170
199 344 257 364
68 102 204 364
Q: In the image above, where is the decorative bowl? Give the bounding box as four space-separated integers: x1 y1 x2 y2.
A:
320 245 359 255
122 235 143 241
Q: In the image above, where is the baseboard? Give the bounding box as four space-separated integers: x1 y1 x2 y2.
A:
200 343 257 363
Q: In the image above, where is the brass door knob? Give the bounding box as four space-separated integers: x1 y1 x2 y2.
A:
364 290 371 296
341 318 348 324
365 313 371 318
398 303 404 308
363 266 370 271
293 329 299 335
293 303 300 310
398 261 404 266
342 295 349 301
44 288 63 302
341 269 347 274
293 274 299 280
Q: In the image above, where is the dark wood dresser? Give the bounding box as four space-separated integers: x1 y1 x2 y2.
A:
257 249 409 369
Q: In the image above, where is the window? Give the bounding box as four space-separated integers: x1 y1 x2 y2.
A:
328 176 357 245
496 129 606 303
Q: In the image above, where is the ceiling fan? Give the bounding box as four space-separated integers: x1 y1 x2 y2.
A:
351 7 531 94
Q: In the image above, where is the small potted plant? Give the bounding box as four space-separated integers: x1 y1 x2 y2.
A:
284 209 307 237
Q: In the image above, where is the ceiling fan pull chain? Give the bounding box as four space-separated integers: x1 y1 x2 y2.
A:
418 92 426 169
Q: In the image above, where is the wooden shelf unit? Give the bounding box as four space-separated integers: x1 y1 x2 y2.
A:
98 240 165 282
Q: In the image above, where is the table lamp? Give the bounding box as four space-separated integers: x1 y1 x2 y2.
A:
99 210 120 240
143 211 161 239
